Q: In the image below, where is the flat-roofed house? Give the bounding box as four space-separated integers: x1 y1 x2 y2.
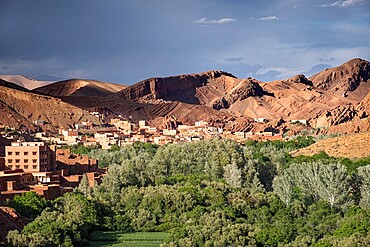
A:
5 142 55 172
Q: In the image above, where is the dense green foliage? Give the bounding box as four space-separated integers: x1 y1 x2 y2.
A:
8 192 48 220
7 193 98 247
6 137 370 246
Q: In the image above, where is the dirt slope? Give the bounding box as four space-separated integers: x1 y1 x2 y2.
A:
62 96 232 126
0 75 51 90
0 85 102 132
33 79 127 97
291 132 370 158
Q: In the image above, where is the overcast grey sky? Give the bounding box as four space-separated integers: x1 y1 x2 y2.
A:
0 0 369 84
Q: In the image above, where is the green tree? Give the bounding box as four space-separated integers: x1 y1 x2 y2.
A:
8 193 98 246
223 162 242 188
9 192 48 219
275 162 352 208
273 172 295 206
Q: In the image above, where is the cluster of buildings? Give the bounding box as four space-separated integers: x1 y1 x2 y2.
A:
107 119 283 146
0 117 289 201
33 118 284 150
0 141 105 201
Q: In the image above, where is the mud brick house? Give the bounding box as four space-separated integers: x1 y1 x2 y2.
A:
0 142 105 201
56 149 105 187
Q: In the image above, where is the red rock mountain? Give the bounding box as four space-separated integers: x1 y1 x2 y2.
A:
1 58 370 134
55 58 370 133
309 58 370 101
113 70 237 104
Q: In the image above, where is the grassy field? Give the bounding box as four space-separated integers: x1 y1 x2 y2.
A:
89 231 168 247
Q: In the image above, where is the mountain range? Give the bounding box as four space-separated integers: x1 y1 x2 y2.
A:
0 58 369 134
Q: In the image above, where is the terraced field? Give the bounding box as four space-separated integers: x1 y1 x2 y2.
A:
89 232 168 247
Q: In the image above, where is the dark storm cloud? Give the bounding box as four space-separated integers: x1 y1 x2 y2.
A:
0 0 369 83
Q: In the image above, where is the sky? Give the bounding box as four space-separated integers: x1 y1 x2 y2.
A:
0 0 369 84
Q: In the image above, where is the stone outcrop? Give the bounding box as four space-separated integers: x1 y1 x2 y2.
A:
284 74 313 86
114 70 236 104
313 105 357 128
212 79 267 110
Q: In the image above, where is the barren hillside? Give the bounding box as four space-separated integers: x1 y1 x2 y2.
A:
33 79 127 97
0 85 102 132
0 79 29 92
291 132 370 158
58 58 370 133
1 58 370 134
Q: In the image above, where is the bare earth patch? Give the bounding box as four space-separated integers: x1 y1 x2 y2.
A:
291 132 370 158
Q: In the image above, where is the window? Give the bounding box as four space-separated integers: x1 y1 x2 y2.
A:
15 159 20 163
24 165 29 169
24 152 28 155
16 165 20 169
32 165 37 169
32 152 37 155
24 159 28 163
8 165 13 169
32 159 37 163
7 159 12 163
7 152 12 155
15 152 20 155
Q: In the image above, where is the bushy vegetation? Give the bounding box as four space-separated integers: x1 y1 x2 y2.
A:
6 137 370 246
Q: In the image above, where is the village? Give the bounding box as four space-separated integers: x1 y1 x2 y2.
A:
0 114 309 201
34 116 287 148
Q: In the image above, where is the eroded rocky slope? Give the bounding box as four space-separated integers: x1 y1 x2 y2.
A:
2 58 370 134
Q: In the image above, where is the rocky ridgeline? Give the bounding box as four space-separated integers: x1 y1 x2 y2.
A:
114 70 236 104
1 58 370 134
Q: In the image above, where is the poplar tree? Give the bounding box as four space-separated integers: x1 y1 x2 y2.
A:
358 165 370 210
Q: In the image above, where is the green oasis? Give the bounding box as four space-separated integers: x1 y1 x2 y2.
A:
5 137 370 246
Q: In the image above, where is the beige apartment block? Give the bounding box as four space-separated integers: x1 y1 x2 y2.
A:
5 142 53 172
